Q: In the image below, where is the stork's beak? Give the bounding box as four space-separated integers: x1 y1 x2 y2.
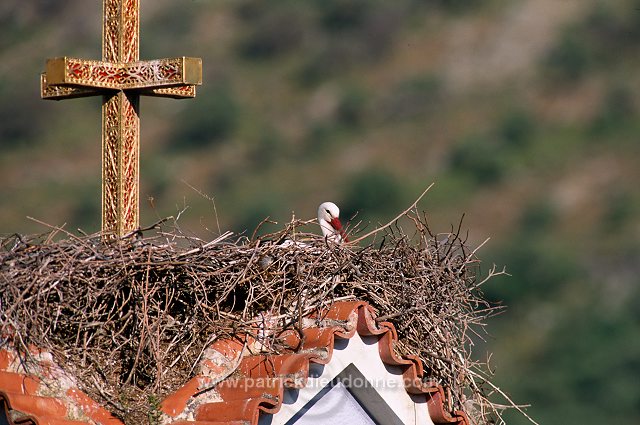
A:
330 217 342 231
330 217 349 242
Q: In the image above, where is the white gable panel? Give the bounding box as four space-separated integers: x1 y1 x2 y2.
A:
291 381 376 425
261 332 433 425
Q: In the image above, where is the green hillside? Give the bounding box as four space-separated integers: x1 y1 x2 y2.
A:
1 0 639 423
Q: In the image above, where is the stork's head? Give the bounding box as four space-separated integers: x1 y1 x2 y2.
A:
318 201 348 243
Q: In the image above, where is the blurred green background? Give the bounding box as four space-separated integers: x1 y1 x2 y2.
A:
1 0 639 423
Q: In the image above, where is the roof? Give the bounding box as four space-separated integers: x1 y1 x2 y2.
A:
0 301 469 425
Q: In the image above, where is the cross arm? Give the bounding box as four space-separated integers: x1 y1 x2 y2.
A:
41 56 202 100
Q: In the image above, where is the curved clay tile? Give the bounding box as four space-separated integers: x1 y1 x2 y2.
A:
0 349 122 425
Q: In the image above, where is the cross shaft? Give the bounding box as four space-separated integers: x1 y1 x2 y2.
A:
41 0 202 239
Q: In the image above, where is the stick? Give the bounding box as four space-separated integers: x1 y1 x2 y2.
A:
27 216 84 243
348 183 434 245
122 216 173 239
469 369 540 425
182 180 222 235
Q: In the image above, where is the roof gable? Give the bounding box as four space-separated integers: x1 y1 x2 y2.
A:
161 301 468 425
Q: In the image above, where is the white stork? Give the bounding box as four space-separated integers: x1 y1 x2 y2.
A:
317 201 348 243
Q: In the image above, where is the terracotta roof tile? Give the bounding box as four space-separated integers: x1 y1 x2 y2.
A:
0 391 91 425
0 349 12 369
238 354 313 388
0 349 123 425
1 301 469 425
160 377 202 418
195 398 273 423
0 371 41 395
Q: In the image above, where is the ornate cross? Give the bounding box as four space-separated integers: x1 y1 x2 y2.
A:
41 0 202 239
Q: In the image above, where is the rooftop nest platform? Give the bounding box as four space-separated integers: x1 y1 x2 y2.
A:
0 206 511 424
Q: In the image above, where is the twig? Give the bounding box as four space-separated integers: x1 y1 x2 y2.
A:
348 183 434 245
182 180 222 235
27 216 84 244
469 369 540 425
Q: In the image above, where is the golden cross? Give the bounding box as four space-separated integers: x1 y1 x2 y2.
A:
40 0 202 239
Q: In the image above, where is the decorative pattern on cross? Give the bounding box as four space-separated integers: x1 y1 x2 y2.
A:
41 0 202 239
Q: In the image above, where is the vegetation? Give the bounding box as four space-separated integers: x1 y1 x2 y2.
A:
1 0 639 423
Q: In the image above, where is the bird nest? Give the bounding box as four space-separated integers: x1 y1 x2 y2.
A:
0 208 512 424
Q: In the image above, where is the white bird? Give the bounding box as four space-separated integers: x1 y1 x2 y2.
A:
317 201 348 243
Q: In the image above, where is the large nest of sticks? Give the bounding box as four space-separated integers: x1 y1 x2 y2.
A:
1 208 508 424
